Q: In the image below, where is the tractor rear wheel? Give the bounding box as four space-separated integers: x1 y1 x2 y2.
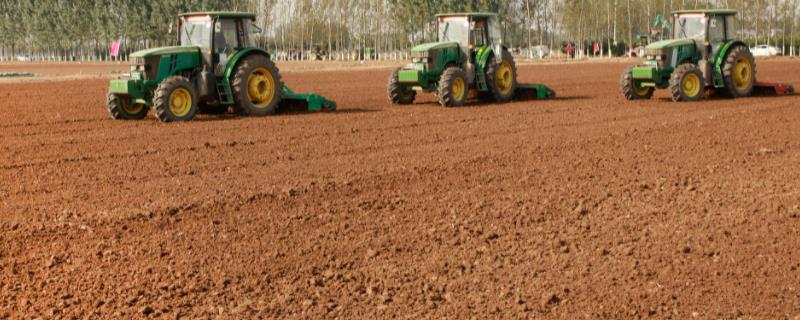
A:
107 92 148 120
437 67 468 107
232 54 282 116
723 45 756 97
669 64 704 102
388 68 416 105
620 66 654 100
485 50 518 103
153 76 198 122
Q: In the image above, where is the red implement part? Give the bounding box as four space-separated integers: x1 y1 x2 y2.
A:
753 82 795 96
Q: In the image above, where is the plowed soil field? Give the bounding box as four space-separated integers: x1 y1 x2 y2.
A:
1 60 799 319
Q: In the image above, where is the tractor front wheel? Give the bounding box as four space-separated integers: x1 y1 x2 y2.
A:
485 50 518 103
669 64 704 102
620 66 654 100
153 76 199 122
388 68 416 105
107 92 148 120
437 67 468 107
723 45 756 97
232 54 282 116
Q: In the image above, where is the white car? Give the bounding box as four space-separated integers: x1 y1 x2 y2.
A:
16 55 33 62
751 45 781 57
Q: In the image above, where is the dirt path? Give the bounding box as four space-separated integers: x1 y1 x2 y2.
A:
1 60 799 319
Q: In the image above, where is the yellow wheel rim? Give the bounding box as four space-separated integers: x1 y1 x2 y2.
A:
496 61 514 95
634 83 650 96
733 58 752 91
122 99 144 115
169 88 192 117
452 77 466 101
247 67 276 109
682 73 702 98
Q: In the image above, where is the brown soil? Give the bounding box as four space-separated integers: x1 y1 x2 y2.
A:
1 60 799 319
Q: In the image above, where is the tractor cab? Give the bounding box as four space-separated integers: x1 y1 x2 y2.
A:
436 13 502 55
177 12 260 76
672 10 737 56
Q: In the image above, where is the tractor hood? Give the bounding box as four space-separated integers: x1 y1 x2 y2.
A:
410 41 460 52
130 46 200 58
645 39 695 50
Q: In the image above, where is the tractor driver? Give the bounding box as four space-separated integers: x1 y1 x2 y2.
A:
471 20 488 47
214 19 239 55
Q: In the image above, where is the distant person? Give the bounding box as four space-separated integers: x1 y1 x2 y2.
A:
566 42 574 59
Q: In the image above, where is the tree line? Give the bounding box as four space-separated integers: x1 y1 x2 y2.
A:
1 0 798 62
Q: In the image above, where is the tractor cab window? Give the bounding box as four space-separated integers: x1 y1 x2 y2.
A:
180 17 213 48
438 17 470 47
471 20 488 46
708 15 726 43
674 14 706 41
725 16 736 40
243 22 257 47
214 19 240 54
487 16 502 45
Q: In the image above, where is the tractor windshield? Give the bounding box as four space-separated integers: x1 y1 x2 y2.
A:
438 17 469 46
180 16 213 48
674 14 706 41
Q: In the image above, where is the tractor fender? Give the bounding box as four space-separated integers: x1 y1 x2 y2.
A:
713 40 747 70
223 48 272 82
475 46 495 70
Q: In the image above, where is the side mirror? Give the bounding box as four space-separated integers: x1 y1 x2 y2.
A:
252 24 263 34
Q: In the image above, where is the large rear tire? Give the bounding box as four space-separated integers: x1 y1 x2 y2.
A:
723 45 756 98
485 50 518 103
107 92 148 120
388 68 416 105
620 66 654 100
669 64 704 102
232 54 282 116
437 67 468 107
153 76 198 122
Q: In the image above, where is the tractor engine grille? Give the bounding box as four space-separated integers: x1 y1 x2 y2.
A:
644 48 672 67
411 50 438 71
130 56 160 80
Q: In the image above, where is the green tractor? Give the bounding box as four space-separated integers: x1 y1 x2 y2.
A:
107 11 335 122
389 13 554 108
621 9 760 102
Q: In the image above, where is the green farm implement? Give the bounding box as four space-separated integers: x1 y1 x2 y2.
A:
107 12 335 122
389 12 554 108
621 9 793 102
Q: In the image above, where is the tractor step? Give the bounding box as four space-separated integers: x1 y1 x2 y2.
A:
515 83 557 100
280 85 337 112
753 82 795 96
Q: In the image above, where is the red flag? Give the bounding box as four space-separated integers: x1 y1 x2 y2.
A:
110 40 121 58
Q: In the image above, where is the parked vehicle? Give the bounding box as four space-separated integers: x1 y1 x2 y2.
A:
16 55 33 62
751 45 781 57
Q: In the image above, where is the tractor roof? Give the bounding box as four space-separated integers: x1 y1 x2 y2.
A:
179 12 256 19
673 9 738 16
435 12 498 19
